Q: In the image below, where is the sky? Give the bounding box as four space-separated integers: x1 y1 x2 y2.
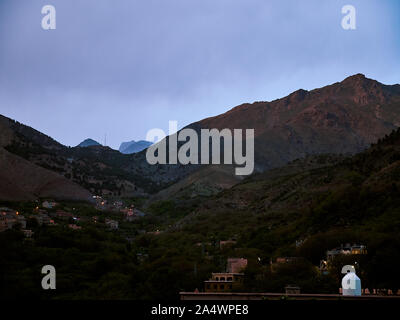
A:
0 0 399 149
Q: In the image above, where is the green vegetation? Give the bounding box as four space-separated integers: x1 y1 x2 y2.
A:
2 129 400 300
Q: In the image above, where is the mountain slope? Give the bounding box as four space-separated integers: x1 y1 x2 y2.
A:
144 74 400 200
0 116 93 201
190 74 400 171
119 140 152 154
163 128 400 276
0 147 93 201
126 129 400 297
0 114 186 197
148 165 242 203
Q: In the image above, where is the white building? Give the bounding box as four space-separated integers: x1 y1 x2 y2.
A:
342 270 362 296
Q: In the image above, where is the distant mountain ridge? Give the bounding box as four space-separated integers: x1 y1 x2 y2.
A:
119 140 153 154
77 138 101 147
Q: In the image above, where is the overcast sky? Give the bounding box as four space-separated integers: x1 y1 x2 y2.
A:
0 0 399 149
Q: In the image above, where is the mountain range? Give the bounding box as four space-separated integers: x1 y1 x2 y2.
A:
0 74 399 202
189 74 400 171
150 74 400 200
119 140 153 154
75 138 153 154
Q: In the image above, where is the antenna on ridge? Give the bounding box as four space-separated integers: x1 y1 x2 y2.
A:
104 133 107 147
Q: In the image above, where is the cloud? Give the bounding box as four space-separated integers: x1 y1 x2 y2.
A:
0 0 399 148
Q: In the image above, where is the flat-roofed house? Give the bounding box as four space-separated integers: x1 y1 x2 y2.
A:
204 258 248 292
